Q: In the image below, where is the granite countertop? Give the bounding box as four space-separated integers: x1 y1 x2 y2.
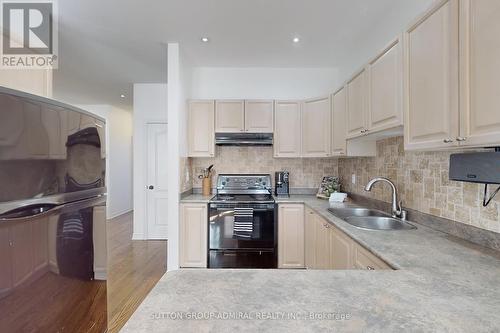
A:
123 195 500 332
180 193 213 203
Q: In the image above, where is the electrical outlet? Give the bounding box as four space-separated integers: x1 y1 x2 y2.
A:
351 174 356 185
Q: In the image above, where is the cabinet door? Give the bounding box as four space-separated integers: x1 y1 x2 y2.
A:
11 222 33 287
278 204 305 269
274 101 302 158
353 244 391 270
347 70 368 138
302 96 331 157
215 100 245 132
188 100 215 157
180 203 208 268
331 227 353 269
304 208 316 269
244 100 274 133
459 0 500 147
367 37 403 133
314 217 331 269
0 226 12 296
403 0 459 150
331 88 347 156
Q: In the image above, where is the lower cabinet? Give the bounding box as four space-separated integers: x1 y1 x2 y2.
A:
302 207 392 270
180 203 208 268
278 204 305 268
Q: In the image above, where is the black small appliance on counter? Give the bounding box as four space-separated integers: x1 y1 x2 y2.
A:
275 171 290 197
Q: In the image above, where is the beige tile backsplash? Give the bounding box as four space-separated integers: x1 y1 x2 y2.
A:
338 136 500 234
191 146 338 190
187 137 499 234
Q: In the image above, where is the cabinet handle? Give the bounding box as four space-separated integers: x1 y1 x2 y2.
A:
366 266 375 270
443 138 453 143
456 137 467 142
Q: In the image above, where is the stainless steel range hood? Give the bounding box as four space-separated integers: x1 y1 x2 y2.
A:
215 133 273 146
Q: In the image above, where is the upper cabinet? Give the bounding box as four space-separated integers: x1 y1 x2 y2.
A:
274 100 302 158
403 0 460 150
215 100 245 132
302 96 331 157
331 87 347 156
367 37 403 133
244 100 274 132
459 0 500 147
215 100 274 133
188 100 215 157
346 69 367 138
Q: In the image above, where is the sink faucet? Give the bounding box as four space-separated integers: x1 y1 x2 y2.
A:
364 177 407 220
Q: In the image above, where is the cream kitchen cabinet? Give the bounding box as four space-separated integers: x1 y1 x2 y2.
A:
180 203 208 268
346 69 368 138
302 96 331 157
303 208 391 271
215 100 245 133
314 216 332 269
353 243 392 270
330 226 354 270
278 204 305 269
304 207 317 269
403 0 460 150
331 87 347 156
458 0 500 147
274 100 302 158
188 100 215 157
244 100 274 133
0 69 52 98
367 36 403 133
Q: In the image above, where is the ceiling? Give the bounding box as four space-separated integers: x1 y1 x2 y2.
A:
53 0 434 110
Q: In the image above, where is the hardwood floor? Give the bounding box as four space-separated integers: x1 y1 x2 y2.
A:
107 212 167 333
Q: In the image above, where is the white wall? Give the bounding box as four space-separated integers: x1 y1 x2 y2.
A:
191 67 339 100
336 0 435 84
132 83 168 240
76 104 133 219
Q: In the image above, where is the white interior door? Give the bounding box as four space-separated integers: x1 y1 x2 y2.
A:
146 123 169 239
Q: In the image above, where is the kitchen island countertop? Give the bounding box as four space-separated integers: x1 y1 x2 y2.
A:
123 195 500 332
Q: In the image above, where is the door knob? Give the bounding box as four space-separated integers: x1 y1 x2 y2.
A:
148 185 154 190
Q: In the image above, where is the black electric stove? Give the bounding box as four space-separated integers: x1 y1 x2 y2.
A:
208 174 277 268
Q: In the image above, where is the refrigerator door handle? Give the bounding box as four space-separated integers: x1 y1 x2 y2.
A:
0 195 105 222
0 203 58 219
0 188 106 216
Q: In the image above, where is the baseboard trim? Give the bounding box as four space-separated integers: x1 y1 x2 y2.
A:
108 208 133 220
132 232 145 240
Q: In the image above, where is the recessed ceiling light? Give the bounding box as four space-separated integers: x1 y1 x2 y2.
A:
292 37 300 43
120 94 125 98
201 37 209 43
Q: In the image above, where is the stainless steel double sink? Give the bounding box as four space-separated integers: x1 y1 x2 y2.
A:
327 207 417 231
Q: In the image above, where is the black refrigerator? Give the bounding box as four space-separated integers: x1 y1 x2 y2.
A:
0 87 107 332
